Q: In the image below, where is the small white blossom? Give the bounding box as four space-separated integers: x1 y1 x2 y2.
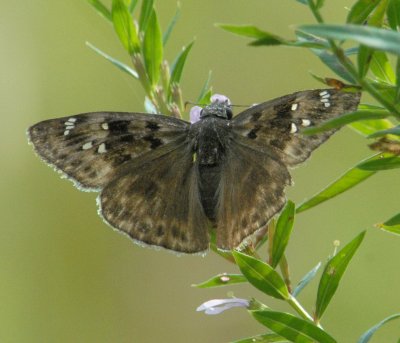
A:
196 298 249 315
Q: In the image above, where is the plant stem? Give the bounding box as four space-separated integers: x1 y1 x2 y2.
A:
287 295 317 324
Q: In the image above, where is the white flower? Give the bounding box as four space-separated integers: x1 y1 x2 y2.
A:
196 298 249 315
189 105 202 123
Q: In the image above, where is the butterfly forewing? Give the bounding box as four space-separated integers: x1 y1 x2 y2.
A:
28 112 189 190
232 89 361 166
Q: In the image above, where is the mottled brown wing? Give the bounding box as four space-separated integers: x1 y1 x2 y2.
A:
232 89 361 166
27 112 189 191
216 135 292 250
98 140 210 254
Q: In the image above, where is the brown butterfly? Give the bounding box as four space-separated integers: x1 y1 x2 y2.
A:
27 89 360 254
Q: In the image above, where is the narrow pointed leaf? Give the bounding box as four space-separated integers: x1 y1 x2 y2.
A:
368 125 400 137
142 9 163 86
350 117 394 136
315 231 366 319
377 213 400 235
217 24 274 39
87 0 112 21
387 0 400 30
316 0 325 10
292 262 322 297
128 0 138 13
370 51 396 83
310 49 357 83
138 0 154 32
86 42 138 78
358 313 400 343
358 45 373 78
193 274 247 288
252 311 337 343
271 201 295 268
196 71 212 104
303 110 390 135
232 251 290 300
112 0 139 54
169 41 195 89
163 3 181 46
299 24 400 56
346 0 381 24
233 333 289 343
358 154 400 170
296 153 389 213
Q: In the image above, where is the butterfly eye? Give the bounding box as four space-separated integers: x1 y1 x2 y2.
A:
226 107 233 120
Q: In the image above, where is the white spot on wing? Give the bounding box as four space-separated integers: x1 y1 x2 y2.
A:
290 123 298 133
101 123 109 130
64 130 70 136
67 118 77 123
319 91 328 96
301 119 311 127
291 103 298 111
324 102 331 108
98 143 107 154
320 98 330 103
82 142 93 150
65 125 74 130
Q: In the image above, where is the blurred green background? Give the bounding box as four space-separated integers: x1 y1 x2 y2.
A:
2 1 400 342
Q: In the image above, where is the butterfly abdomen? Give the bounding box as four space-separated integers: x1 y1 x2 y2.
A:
192 117 230 221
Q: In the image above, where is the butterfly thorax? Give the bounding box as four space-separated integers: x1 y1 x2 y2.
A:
190 115 231 221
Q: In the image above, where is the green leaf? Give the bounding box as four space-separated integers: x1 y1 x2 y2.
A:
299 24 400 56
315 0 325 10
347 0 381 24
217 24 273 39
196 71 213 104
86 42 138 79
192 273 247 288
292 262 322 297
233 333 289 343
128 0 138 13
296 0 309 5
112 0 140 54
142 9 163 86
163 3 181 46
315 231 366 320
302 110 391 135
368 125 400 137
251 311 337 343
387 0 400 30
377 213 400 235
370 51 396 83
232 251 290 300
138 0 154 32
87 0 112 21
358 313 400 343
217 24 287 45
358 154 400 170
296 153 388 213
271 201 295 268
169 41 195 92
350 116 394 136
358 45 373 78
310 49 357 83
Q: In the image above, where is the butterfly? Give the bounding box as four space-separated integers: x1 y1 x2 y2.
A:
27 89 361 254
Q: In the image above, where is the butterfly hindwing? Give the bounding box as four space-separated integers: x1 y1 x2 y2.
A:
216 135 292 250
99 139 210 253
232 89 361 166
27 112 189 191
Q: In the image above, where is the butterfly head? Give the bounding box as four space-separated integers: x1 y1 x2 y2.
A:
190 94 233 123
201 94 233 120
